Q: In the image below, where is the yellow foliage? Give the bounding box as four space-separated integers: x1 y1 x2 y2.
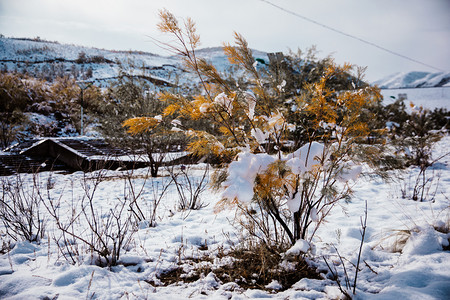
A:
187 131 226 157
197 59 227 87
159 92 194 118
218 126 231 135
157 9 180 34
157 9 200 66
163 103 181 117
254 161 292 204
214 196 240 213
223 32 254 69
190 95 211 119
184 17 201 50
122 117 160 135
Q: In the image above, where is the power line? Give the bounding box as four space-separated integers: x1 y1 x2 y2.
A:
258 0 444 72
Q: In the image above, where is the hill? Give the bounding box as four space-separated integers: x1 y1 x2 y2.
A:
0 37 268 88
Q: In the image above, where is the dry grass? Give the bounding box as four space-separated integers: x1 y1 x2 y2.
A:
155 243 320 291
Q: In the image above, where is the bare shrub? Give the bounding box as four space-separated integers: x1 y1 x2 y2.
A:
0 173 46 243
167 164 209 211
400 169 442 203
41 169 136 267
323 201 368 298
389 105 448 201
121 168 171 227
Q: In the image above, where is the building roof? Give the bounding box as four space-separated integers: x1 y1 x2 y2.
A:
1 138 143 174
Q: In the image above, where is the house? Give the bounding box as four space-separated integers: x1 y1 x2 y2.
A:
0 137 180 175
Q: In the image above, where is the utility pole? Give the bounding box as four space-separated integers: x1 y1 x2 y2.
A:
76 81 93 136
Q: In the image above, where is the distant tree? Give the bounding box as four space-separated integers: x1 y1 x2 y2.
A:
100 72 186 177
70 64 79 79
49 76 102 135
76 51 87 64
0 72 31 148
84 67 93 79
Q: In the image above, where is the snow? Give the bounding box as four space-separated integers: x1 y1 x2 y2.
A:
337 162 363 183
401 225 447 256
214 92 233 115
246 91 257 119
286 192 302 213
286 239 310 256
88 151 189 163
0 37 192 88
265 280 282 291
222 152 276 203
251 128 269 144
285 141 325 174
0 37 173 69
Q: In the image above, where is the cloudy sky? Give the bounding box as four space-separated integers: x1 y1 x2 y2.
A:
1 0 449 82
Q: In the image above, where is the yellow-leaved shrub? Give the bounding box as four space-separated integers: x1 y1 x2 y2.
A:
124 10 388 247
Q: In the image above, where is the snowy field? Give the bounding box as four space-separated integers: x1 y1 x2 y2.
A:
380 87 450 110
0 135 449 299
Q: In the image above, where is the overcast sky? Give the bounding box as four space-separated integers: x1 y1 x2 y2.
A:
1 0 449 82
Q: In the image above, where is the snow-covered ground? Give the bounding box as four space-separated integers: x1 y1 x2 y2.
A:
380 87 450 110
0 135 449 299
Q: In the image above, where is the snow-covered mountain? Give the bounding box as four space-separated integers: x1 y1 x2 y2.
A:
0 37 268 87
373 71 450 89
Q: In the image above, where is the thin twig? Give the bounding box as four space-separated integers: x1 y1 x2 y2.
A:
353 200 368 295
